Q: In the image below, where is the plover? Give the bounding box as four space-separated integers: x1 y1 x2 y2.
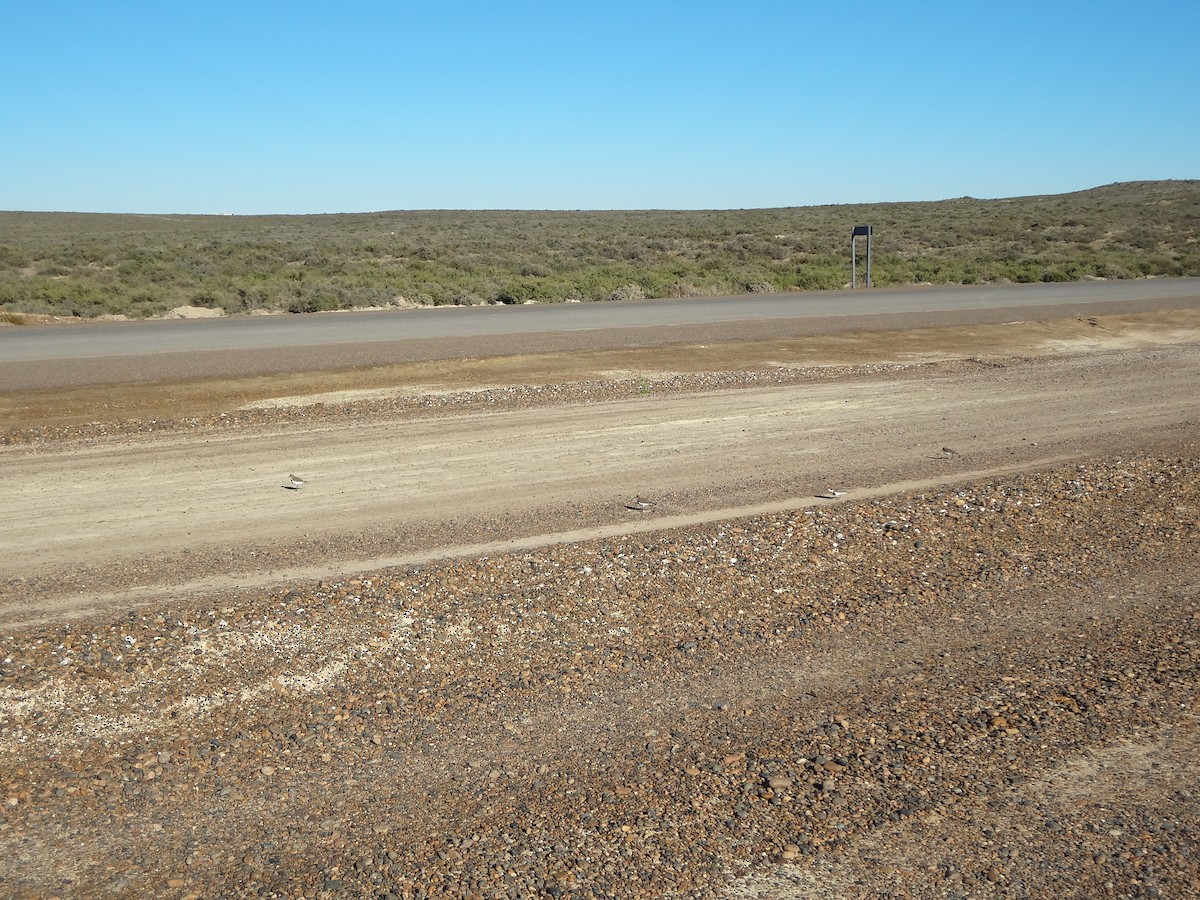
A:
625 495 655 511
817 488 848 499
283 474 307 490
942 447 961 458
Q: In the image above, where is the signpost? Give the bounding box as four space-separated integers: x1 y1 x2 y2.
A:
851 225 872 288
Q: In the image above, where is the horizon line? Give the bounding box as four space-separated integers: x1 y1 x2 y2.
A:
2 179 1196 219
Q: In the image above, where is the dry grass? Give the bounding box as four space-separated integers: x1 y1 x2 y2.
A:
1 180 1196 319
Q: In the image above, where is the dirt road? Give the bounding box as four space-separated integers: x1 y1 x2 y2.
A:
1 308 1199 898
2 309 1200 628
1 311 1198 625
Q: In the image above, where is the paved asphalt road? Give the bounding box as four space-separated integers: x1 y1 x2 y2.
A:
2 279 1198 389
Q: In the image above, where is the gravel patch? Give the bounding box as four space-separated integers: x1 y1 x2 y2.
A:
2 448 1199 898
0 358 1002 447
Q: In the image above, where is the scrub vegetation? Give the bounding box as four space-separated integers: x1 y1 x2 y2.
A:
0 180 1196 319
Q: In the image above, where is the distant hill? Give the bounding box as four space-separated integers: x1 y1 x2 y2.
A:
1 180 1197 319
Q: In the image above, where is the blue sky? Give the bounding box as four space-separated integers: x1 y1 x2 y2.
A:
2 1 1196 214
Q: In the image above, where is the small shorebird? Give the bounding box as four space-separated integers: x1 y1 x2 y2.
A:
817 488 848 499
625 495 655 511
283 474 307 490
942 447 961 458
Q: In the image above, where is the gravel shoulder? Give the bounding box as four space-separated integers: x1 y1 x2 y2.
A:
1 310 1198 898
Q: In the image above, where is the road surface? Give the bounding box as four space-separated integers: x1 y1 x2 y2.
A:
2 303 1198 625
1 278 1198 389
2 288 1199 898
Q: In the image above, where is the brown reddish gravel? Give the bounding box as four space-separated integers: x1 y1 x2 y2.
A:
1 310 1199 899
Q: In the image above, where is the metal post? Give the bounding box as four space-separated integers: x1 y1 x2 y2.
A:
851 225 872 288
866 234 872 287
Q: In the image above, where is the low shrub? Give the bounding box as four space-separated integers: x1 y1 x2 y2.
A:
606 284 647 302
1 181 1196 318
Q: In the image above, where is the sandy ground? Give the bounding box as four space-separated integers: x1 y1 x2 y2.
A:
1 310 1198 627
1 308 1199 898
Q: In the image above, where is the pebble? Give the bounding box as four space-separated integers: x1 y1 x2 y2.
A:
1 447 1199 898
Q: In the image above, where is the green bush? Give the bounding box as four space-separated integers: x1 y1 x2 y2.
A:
495 279 551 305
1 181 1196 318
287 290 342 314
0 245 32 269
606 284 646 302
